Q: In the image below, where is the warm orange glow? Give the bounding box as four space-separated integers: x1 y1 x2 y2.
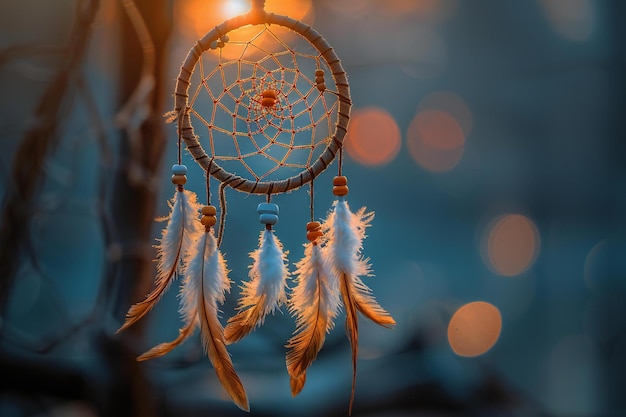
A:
406 109 465 172
448 301 502 357
538 0 594 42
484 214 540 277
176 0 313 40
344 107 401 166
418 91 472 135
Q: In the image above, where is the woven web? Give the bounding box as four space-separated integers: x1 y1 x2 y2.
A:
187 24 340 183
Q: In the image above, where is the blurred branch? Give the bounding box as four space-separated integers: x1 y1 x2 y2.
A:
99 0 173 415
108 0 172 325
0 0 100 319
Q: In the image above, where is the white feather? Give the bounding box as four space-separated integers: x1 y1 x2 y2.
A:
224 229 289 343
290 243 340 327
251 229 289 314
286 242 340 394
180 232 230 324
325 200 372 277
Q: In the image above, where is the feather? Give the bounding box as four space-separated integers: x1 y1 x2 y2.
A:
118 189 201 333
225 229 288 344
338 270 359 415
136 232 248 410
136 320 196 361
285 243 339 395
290 373 306 397
325 200 396 414
195 232 249 412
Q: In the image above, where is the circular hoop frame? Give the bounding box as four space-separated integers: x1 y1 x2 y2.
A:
173 9 351 195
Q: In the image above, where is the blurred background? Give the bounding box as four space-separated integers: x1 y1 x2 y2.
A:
1 0 624 416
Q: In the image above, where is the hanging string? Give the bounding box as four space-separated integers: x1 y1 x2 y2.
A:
177 111 184 166
205 159 213 205
337 147 343 176
309 180 315 222
217 181 228 247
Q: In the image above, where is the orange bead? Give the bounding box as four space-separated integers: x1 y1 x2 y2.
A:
202 205 217 216
315 76 325 84
315 69 325 77
201 215 217 226
307 229 323 242
261 97 276 107
333 185 349 196
306 221 321 231
333 176 347 186
262 89 277 99
172 174 187 185
316 83 326 92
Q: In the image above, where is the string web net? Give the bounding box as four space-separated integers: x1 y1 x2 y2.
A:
187 24 340 183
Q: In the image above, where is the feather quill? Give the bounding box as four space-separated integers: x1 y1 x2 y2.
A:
225 229 289 344
286 242 339 396
118 189 201 333
325 200 396 414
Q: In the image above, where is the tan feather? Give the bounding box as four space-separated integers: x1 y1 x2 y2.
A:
224 293 267 344
117 189 200 333
286 310 328 381
353 278 396 328
117 263 179 333
183 232 249 411
285 243 338 388
290 373 307 397
136 319 196 361
339 272 359 416
199 286 249 411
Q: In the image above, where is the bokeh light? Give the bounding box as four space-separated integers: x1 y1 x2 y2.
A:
448 301 502 357
406 109 465 172
538 0 595 42
418 91 473 136
344 107 401 166
482 214 540 277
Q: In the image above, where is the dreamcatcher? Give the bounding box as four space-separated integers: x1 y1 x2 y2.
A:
117 0 395 413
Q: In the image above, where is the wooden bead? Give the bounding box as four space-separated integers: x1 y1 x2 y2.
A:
306 221 321 231
262 89 277 99
210 40 218 49
306 229 323 241
314 69 325 77
221 35 229 43
333 185 349 196
201 215 217 227
171 174 187 185
261 97 276 107
201 205 217 216
316 83 326 92
171 164 187 175
315 76 325 84
333 176 347 186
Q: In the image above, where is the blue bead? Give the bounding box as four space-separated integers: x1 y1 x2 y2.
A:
172 164 187 175
259 213 279 225
257 203 279 215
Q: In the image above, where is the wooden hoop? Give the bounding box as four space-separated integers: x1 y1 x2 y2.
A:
172 9 351 195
